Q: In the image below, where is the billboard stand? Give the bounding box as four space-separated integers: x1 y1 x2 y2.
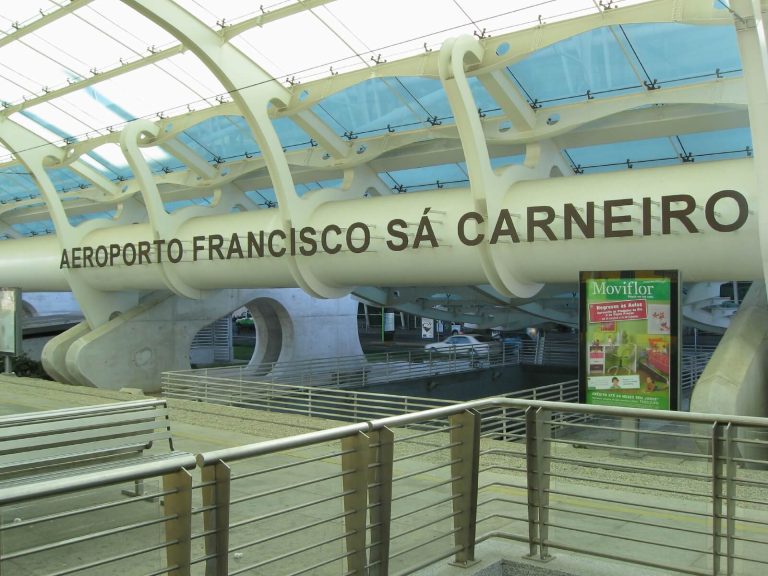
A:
580 271 681 452
611 417 644 458
1 288 22 374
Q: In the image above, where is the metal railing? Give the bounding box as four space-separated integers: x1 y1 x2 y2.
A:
169 339 717 402
179 343 522 391
195 398 768 576
0 454 197 576
163 363 579 427
3 398 767 575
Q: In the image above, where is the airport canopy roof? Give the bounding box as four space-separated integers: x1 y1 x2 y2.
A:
0 0 751 239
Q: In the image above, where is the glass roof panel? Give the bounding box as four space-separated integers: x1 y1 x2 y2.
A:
318 0 469 60
81 0 178 50
9 112 66 145
382 164 470 192
0 41 68 103
310 78 432 137
507 26 643 108
11 221 54 236
179 116 259 162
232 11 361 82
566 137 680 172
154 53 228 105
46 167 93 192
677 127 752 161
20 15 135 78
20 102 101 141
0 1 51 26
621 23 742 88
80 144 134 180
272 117 312 151
89 64 210 120
0 170 39 203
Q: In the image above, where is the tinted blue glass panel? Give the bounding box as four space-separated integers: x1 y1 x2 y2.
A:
313 78 439 136
622 24 742 88
180 116 259 162
382 163 469 192
507 26 641 107
272 117 312 150
0 170 39 202
678 127 752 161
566 137 679 172
12 220 54 236
245 189 278 207
46 167 92 191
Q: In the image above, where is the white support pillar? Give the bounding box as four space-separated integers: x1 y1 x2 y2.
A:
0 117 139 328
123 0 356 299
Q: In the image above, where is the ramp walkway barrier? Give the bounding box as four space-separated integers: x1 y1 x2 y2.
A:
3 395 766 576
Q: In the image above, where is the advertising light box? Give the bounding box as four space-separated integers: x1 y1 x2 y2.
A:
579 271 680 411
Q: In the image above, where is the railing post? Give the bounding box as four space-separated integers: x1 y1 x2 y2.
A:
163 468 193 576
449 409 481 567
368 427 394 576
341 431 372 576
201 461 231 576
525 406 552 561
711 422 736 576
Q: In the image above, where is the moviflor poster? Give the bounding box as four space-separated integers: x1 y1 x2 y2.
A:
579 271 680 411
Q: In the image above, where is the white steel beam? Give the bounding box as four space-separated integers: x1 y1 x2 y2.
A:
0 158 759 292
0 0 93 48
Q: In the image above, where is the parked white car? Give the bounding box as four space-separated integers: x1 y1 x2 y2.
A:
424 334 491 356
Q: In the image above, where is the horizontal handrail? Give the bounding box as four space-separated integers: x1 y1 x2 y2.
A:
197 396 768 466
0 453 197 505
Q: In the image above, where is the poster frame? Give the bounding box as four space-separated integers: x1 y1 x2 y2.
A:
578 270 681 411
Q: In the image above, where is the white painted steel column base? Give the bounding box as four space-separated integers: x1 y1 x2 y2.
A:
41 289 363 392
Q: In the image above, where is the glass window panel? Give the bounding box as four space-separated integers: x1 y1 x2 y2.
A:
180 116 259 162
174 0 303 27
232 11 359 82
0 2 51 26
155 53 228 101
319 0 468 60
0 170 38 203
92 65 209 120
12 220 54 236
81 0 177 49
21 102 99 140
382 164 469 191
245 189 278 206
20 15 134 78
507 26 642 107
621 24 742 88
566 137 679 172
0 42 67 102
310 78 428 136
273 117 312 150
8 112 66 144
46 167 92 191
677 128 752 160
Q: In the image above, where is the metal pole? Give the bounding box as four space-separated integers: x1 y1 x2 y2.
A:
449 410 481 567
341 432 371 576
3 354 10 374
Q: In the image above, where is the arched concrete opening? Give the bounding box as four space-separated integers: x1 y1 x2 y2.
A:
245 298 294 371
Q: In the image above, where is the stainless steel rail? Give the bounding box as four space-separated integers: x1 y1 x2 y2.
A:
0 454 195 576
4 389 763 576
195 397 768 576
